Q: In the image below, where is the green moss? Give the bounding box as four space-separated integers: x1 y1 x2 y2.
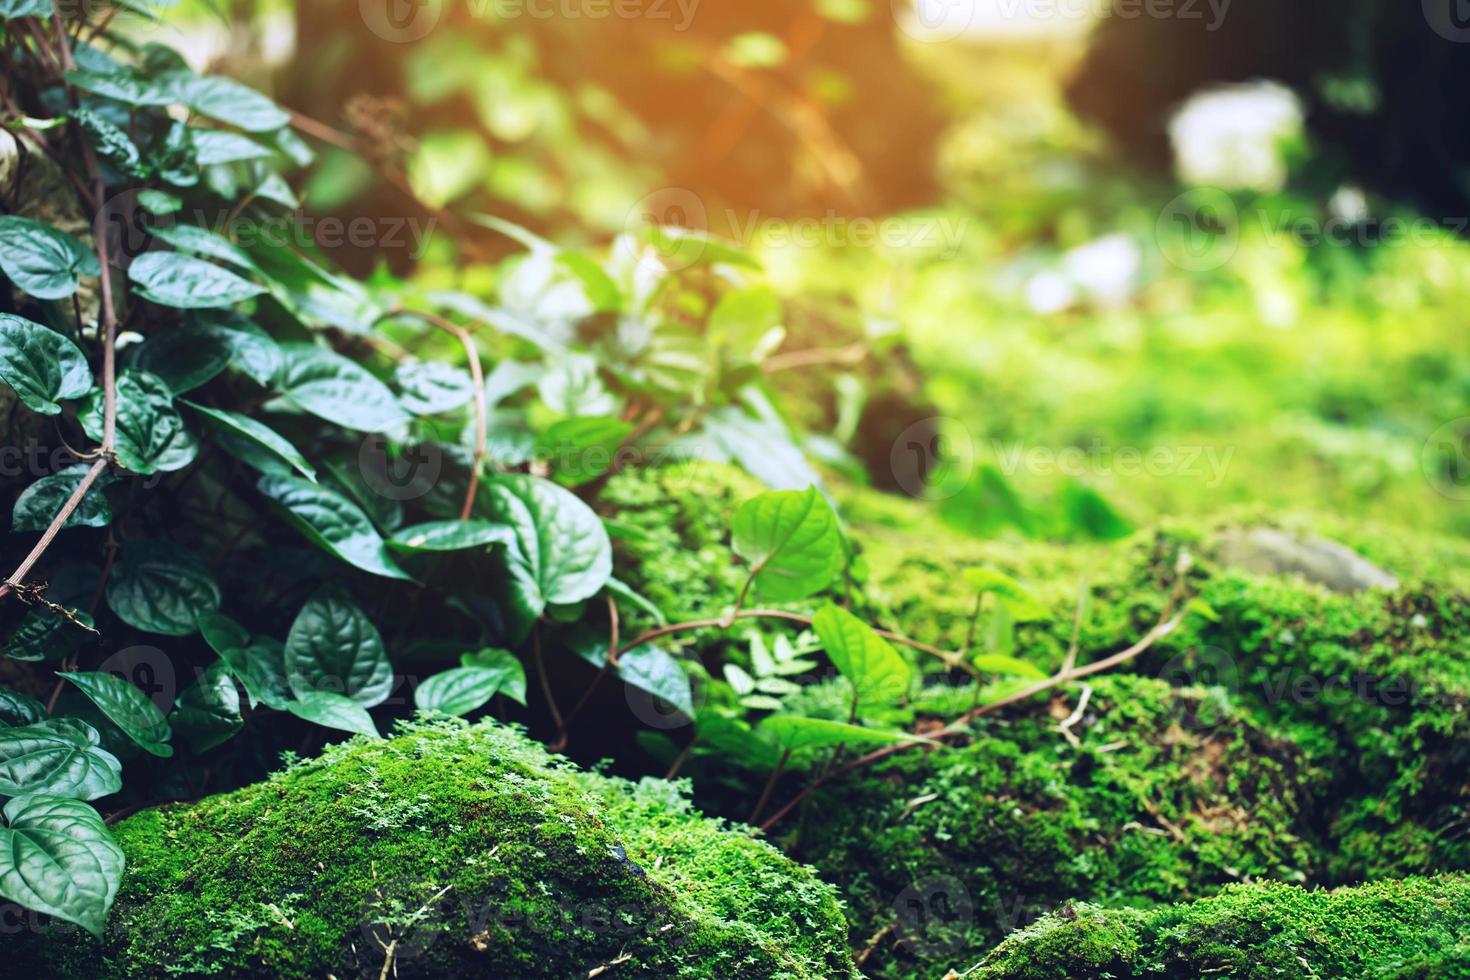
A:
966 875 1470 979
788 673 1324 978
21 719 856 979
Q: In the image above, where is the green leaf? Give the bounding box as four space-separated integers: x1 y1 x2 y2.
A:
0 313 93 414
536 416 634 486
731 487 844 601
128 325 234 393
484 473 612 607
971 654 1048 680
1058 481 1134 541
79 370 182 474
170 661 243 753
0 719 122 800
458 648 527 705
617 646 693 719
4 607 94 663
0 795 125 938
394 361 476 416
0 689 47 727
274 344 407 433
58 672 174 758
811 604 914 707
537 355 616 416
12 464 111 532
192 130 274 166
407 130 491 209
147 224 260 274
192 311 282 386
174 75 290 132
284 590 393 706
388 520 512 553
415 665 516 717
64 68 177 107
256 475 412 581
709 286 783 357
183 401 316 480
286 692 379 739
72 107 146 178
962 568 1051 622
137 189 183 215
128 251 266 309
0 217 99 300
757 715 931 753
105 539 220 636
198 611 291 710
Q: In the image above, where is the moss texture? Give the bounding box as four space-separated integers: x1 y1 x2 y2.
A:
965 874 1470 979
20 718 856 979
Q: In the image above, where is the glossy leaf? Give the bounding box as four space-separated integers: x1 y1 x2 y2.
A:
0 719 122 800
274 344 407 433
184 401 316 480
0 795 124 938
105 539 220 636
170 662 243 753
79 370 183 474
58 672 174 757
388 520 512 553
394 360 476 415
617 645 693 719
731 486 844 601
11 464 111 532
257 475 411 580
0 690 46 728
128 251 266 309
284 590 393 706
0 313 92 415
0 217 99 300
199 611 292 710
286 692 379 739
458 648 527 705
415 665 517 717
484 473 612 607
174 74 291 132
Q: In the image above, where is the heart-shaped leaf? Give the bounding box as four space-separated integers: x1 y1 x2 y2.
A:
483 473 612 607
0 795 124 938
812 604 914 708
128 251 266 309
286 691 379 738
458 648 527 705
79 370 184 475
105 539 220 636
388 520 512 554
199 611 292 710
536 416 634 486
731 486 844 601
274 344 407 433
394 360 476 415
0 217 99 300
4 606 95 663
257 475 411 580
617 645 693 719
415 662 522 717
284 590 393 706
59 672 174 757
174 74 290 132
170 661 243 753
184 401 316 480
12 464 112 532
0 689 47 727
127 325 235 394
0 313 93 415
0 718 122 800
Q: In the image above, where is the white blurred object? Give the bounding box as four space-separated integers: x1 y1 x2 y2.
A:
1025 270 1077 314
1329 185 1370 225
1060 233 1141 308
1168 81 1304 192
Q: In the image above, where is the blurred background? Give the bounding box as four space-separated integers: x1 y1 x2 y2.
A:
132 0 1470 539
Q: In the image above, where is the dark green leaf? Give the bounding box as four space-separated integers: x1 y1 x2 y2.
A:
148 225 260 274
127 326 233 393
0 719 122 800
458 648 527 705
256 475 412 581
274 344 407 433
58 672 173 757
536 416 634 486
104 539 220 636
0 313 93 414
0 217 99 300
394 360 476 415
484 473 612 606
0 795 124 938
174 75 290 132
388 520 512 553
617 646 693 719
284 590 393 706
0 690 47 727
199 611 292 710
286 692 379 738
12 464 112 532
128 251 266 309
415 663 520 717
3 607 94 663
812 604 914 708
183 401 316 480
79 370 182 474
170 661 242 753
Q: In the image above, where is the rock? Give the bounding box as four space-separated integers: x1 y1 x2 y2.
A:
963 874 1470 979
1216 526 1398 593
19 719 857 979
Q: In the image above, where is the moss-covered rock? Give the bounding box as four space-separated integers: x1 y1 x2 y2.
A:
788 673 1325 979
20 719 856 979
965 874 1470 979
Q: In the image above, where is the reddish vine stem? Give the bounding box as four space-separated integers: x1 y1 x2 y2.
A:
375 308 487 520
560 595 620 736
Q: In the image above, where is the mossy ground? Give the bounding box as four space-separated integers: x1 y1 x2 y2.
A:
19 718 856 979
966 874 1470 979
